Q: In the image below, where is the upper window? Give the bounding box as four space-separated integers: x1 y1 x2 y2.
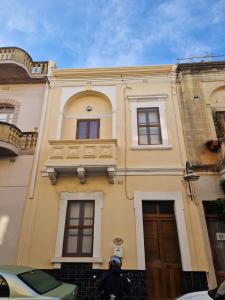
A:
137 108 162 145
0 103 14 123
128 96 171 149
63 200 95 257
76 119 100 139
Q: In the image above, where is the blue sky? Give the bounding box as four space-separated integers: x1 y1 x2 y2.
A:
1 0 225 68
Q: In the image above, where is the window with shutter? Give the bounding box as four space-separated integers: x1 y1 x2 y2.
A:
63 201 94 257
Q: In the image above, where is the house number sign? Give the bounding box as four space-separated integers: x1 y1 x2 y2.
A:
216 233 225 241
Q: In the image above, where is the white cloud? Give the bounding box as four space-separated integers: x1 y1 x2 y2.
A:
0 0 224 67
140 0 222 60
211 0 225 24
76 0 147 67
0 1 37 35
76 0 219 66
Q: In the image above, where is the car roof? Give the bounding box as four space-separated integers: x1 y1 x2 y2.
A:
0 265 35 275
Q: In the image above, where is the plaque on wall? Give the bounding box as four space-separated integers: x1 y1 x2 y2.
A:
216 232 225 241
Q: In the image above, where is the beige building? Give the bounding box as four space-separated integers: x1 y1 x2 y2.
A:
176 61 225 289
16 62 214 299
0 47 51 264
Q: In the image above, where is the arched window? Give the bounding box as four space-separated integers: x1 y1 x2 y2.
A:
0 103 15 123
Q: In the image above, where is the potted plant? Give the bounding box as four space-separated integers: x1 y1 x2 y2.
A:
205 139 221 152
220 179 225 194
212 198 225 221
212 111 225 138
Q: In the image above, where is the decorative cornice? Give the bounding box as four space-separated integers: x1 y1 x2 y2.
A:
177 61 225 74
116 167 183 176
52 65 174 79
42 167 184 177
48 139 118 145
127 94 168 102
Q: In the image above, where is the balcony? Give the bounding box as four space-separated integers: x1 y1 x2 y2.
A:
45 139 118 184
0 122 37 156
0 47 48 84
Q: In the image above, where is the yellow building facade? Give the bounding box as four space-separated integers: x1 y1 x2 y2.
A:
15 63 216 299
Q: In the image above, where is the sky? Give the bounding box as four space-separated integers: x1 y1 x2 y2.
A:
1 0 225 69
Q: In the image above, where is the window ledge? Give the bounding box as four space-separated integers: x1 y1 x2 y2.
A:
131 144 172 150
51 256 103 264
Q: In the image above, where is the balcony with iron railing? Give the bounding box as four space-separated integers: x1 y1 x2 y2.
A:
0 47 48 83
45 139 118 184
0 122 38 156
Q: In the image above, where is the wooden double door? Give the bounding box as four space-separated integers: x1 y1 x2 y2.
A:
204 202 225 284
143 201 183 300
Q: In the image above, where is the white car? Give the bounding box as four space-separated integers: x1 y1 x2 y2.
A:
176 291 211 299
176 280 225 299
0 265 78 300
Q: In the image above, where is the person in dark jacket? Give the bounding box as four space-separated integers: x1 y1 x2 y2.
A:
98 255 131 300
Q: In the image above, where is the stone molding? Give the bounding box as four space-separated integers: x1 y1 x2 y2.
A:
0 98 20 125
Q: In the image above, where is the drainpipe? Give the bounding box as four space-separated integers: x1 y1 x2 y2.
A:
28 60 54 199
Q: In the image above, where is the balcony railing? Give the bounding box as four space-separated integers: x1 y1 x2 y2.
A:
0 122 38 156
45 139 118 184
0 47 48 75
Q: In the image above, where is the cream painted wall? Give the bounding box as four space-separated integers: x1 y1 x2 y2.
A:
0 156 33 186
0 82 46 264
18 166 209 273
0 187 28 264
0 156 33 264
0 84 45 131
18 174 188 269
195 175 224 201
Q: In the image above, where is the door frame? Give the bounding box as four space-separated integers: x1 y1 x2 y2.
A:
134 191 192 271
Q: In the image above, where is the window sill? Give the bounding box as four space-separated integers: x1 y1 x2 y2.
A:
131 144 172 150
51 256 103 264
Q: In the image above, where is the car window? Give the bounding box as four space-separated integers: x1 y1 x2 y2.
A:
18 270 62 295
0 275 9 297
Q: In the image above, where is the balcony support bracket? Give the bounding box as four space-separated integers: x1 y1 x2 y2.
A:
107 167 115 184
47 167 57 185
77 167 86 184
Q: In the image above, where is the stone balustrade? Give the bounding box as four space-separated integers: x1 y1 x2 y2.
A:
0 122 38 155
45 139 118 184
0 47 48 75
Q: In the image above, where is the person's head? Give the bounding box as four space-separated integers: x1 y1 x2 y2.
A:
109 255 122 269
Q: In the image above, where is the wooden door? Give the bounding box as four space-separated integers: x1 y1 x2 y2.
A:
143 201 183 300
204 202 225 284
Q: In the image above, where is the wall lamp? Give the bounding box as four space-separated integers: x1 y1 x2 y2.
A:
183 161 200 200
